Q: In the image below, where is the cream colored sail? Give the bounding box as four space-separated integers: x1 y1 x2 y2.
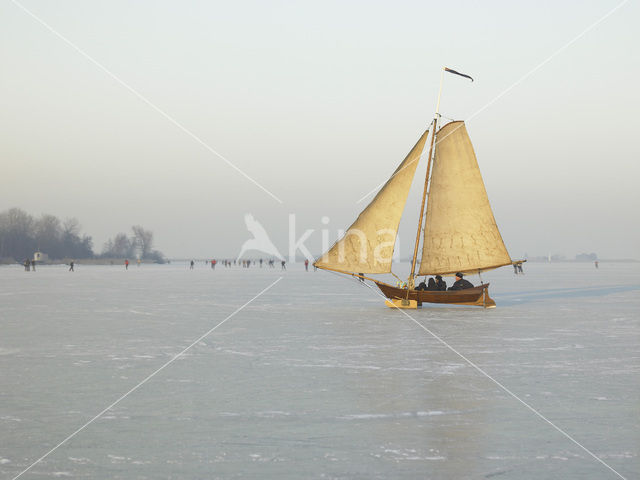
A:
315 129 429 274
418 121 511 276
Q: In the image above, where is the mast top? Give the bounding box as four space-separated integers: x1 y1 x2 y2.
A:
435 67 445 118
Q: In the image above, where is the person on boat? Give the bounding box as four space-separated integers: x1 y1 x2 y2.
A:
416 278 427 290
448 272 473 290
435 275 447 291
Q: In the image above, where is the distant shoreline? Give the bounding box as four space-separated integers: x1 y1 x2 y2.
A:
521 258 639 263
2 257 639 266
0 258 164 266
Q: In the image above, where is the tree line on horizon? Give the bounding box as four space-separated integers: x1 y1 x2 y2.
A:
0 208 165 263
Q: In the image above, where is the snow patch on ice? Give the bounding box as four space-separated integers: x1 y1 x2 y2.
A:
256 411 292 418
107 454 128 463
340 411 447 420
221 349 255 357
296 363 382 370
218 411 292 418
378 447 446 461
1 415 22 422
0 348 20 355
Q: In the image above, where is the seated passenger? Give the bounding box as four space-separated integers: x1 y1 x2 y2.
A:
426 277 438 290
416 278 427 290
434 275 447 291
448 272 474 290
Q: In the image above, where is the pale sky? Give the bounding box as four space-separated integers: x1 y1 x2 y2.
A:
1 0 639 260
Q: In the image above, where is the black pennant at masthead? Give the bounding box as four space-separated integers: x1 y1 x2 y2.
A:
444 67 474 82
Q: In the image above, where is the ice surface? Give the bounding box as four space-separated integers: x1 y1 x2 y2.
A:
1 261 639 479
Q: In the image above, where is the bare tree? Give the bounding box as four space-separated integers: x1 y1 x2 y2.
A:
34 214 62 257
102 233 134 258
113 233 134 257
60 218 93 258
0 208 36 260
131 225 153 259
62 218 80 237
0 209 94 260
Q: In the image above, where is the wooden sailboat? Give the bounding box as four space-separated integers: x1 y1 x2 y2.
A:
313 68 513 308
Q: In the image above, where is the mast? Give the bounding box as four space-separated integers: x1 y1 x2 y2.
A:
408 68 444 288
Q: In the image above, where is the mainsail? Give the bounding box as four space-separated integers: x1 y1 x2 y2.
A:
418 121 511 275
314 129 429 274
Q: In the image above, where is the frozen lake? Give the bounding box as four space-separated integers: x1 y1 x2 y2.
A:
1 261 639 479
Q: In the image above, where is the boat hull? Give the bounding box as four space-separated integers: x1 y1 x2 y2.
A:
376 282 496 308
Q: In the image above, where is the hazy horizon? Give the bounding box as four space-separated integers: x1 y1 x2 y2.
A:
2 1 639 261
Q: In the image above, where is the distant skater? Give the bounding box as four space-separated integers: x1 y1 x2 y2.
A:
24 259 30 271
595 260 599 269
31 260 36 272
304 259 309 271
125 259 129 270
281 260 286 270
211 259 216 269
69 261 74 272
358 273 365 283
513 263 518 274
190 260 195 270
517 262 524 274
